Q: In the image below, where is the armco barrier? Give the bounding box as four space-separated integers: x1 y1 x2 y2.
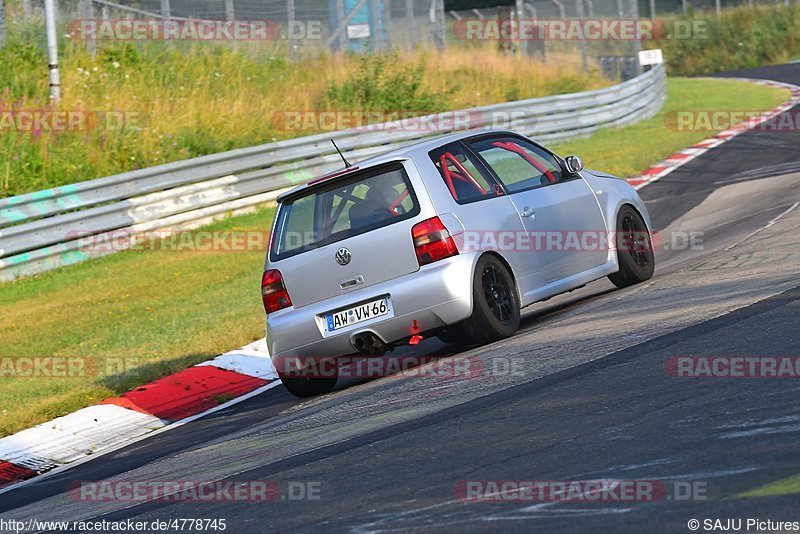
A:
0 64 665 281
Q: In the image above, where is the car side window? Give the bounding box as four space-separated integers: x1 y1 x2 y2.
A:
469 137 565 193
429 143 503 204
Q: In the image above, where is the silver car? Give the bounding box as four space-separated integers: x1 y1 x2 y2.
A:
263 130 655 397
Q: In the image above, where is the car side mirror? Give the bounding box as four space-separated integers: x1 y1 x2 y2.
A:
565 155 583 174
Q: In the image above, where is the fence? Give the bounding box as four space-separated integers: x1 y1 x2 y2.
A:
0 63 665 281
2 0 796 67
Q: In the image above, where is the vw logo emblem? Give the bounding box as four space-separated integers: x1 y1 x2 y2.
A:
335 247 352 266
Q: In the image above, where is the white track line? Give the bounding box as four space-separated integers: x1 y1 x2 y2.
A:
629 77 800 190
724 201 799 251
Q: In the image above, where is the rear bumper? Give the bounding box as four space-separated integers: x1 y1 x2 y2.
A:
266 252 478 360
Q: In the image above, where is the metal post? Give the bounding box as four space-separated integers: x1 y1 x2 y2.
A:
160 0 170 19
44 0 61 101
226 0 236 49
383 0 391 47
715 0 721 15
682 0 688 15
335 0 347 52
405 0 417 47
575 0 588 72
629 0 641 74
286 0 296 59
650 0 656 17
80 0 96 56
369 0 380 50
0 0 5 49
22 0 31 20
431 0 445 51
525 2 545 62
515 0 526 57
617 0 624 17
585 0 594 17
552 0 566 19
497 5 512 53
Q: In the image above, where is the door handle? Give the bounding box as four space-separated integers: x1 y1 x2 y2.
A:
520 207 535 219
339 275 365 290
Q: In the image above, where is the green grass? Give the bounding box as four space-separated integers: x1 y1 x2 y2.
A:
549 77 789 178
0 76 788 437
735 473 800 498
0 209 274 435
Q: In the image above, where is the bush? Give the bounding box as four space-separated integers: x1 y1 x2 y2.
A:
320 51 453 113
647 5 800 76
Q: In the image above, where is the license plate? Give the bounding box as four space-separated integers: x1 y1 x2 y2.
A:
325 298 389 332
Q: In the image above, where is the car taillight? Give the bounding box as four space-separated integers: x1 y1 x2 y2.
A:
412 216 458 266
262 269 292 314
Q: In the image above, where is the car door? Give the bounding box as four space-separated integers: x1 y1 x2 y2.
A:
467 135 608 286
427 141 542 299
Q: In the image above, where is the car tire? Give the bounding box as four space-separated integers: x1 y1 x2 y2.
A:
275 357 338 397
460 255 521 344
607 205 655 288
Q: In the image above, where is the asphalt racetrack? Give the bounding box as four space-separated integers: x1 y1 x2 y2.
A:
2 63 800 533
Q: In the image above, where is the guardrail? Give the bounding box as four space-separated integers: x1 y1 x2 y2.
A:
0 64 666 281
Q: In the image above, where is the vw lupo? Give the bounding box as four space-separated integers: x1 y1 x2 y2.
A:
263 130 655 396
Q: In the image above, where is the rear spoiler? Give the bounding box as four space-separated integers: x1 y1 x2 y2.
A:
277 158 410 204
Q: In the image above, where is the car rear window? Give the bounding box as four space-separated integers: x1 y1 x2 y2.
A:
270 163 420 261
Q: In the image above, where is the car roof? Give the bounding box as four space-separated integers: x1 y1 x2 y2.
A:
276 128 521 202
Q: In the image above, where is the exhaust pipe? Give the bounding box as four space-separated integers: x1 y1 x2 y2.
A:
352 332 386 356
354 336 367 352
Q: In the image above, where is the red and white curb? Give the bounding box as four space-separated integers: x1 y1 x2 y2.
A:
0 339 277 494
626 78 800 190
3 77 799 495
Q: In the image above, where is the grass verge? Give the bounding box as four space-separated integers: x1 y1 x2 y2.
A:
0 76 789 437
550 77 789 177
735 473 800 498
